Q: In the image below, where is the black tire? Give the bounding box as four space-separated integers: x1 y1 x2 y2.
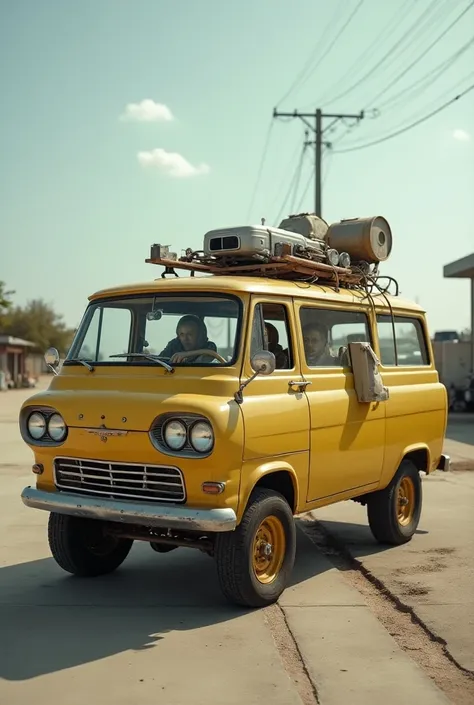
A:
367 460 422 545
214 488 296 608
48 513 133 577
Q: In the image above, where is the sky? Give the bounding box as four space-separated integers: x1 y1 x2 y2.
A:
1 0 473 335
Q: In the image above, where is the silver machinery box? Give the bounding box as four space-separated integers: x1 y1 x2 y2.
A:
203 225 325 261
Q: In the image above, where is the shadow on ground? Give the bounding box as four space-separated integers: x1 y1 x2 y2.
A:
0 517 399 681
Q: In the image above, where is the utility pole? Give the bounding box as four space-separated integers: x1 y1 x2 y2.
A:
273 107 364 218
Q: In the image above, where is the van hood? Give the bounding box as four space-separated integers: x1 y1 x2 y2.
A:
22 371 241 433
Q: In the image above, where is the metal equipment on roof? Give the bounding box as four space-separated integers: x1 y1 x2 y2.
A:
145 213 397 294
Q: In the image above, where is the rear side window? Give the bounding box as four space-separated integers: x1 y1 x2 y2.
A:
299 307 371 367
377 315 429 366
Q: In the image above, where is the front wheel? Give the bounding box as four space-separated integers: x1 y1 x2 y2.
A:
367 460 422 545
48 513 133 576
214 488 296 608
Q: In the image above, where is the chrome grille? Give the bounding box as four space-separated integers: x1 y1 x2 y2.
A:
54 457 185 503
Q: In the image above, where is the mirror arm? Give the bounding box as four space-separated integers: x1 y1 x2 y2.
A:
234 369 261 405
47 364 59 376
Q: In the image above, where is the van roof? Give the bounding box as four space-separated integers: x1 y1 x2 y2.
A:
89 274 424 313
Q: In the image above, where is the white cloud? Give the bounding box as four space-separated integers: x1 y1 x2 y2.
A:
137 148 210 178
453 129 471 142
121 99 174 123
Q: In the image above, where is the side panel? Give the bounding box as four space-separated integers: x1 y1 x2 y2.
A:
294 298 386 502
374 312 448 487
378 368 447 486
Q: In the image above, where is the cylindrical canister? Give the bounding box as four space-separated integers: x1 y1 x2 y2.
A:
326 216 392 262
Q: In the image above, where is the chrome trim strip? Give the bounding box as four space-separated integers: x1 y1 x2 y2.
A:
21 487 237 532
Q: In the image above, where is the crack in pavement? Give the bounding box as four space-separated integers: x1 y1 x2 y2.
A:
300 516 474 705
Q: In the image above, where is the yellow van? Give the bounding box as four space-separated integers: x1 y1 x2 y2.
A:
19 216 449 607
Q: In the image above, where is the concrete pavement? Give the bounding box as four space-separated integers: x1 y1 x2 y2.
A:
311 471 474 676
0 380 457 704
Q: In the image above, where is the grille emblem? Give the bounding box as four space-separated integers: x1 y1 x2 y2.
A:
86 428 128 443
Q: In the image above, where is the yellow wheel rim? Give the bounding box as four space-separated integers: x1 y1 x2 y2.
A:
397 476 415 526
252 515 286 584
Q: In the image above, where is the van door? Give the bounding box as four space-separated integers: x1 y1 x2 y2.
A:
295 300 386 502
241 297 310 461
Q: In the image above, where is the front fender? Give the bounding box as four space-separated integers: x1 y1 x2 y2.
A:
237 452 309 522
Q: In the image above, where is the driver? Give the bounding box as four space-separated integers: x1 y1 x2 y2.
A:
159 315 218 363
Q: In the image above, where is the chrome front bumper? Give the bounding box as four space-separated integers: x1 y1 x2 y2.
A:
21 487 237 532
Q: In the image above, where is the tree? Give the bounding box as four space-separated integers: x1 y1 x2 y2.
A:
0 281 14 317
0 298 74 354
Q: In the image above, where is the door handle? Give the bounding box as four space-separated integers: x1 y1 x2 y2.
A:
289 380 312 391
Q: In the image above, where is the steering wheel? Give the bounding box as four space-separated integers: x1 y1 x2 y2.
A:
178 349 227 364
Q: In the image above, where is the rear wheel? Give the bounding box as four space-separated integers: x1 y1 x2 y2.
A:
48 513 133 576
214 488 296 607
367 460 422 545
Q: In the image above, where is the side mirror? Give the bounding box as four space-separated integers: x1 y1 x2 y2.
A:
235 350 276 404
250 350 276 376
44 347 60 375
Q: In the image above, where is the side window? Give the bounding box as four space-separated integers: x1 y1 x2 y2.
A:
77 306 132 361
300 307 371 367
251 303 293 370
377 315 429 366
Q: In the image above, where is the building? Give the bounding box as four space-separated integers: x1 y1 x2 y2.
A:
443 253 474 375
0 335 43 387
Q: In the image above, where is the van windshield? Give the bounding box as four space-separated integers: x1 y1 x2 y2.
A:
65 293 242 367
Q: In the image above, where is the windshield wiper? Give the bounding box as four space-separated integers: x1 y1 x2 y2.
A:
66 359 95 372
109 353 174 372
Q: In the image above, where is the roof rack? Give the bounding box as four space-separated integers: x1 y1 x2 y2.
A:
145 251 364 288
145 214 399 296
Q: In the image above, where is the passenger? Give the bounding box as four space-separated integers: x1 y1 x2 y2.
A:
264 323 289 369
302 322 336 367
159 315 217 363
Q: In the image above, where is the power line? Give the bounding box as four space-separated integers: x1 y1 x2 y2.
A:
275 0 347 107
290 0 367 101
367 0 474 109
269 135 304 213
313 0 418 108
377 36 474 112
274 146 308 224
273 107 364 216
319 0 456 108
330 39 474 148
245 119 274 222
296 167 315 212
290 142 308 213
333 81 474 153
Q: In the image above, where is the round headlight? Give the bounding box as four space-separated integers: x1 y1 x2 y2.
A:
27 412 47 440
190 421 214 453
48 413 67 442
163 419 187 451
